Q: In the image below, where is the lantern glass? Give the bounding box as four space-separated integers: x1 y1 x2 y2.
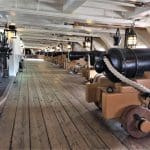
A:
51 47 55 52
85 40 91 48
126 28 137 48
127 35 137 47
56 46 59 50
67 43 71 49
86 41 91 48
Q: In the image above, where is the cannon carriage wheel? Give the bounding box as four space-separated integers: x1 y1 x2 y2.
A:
121 105 150 138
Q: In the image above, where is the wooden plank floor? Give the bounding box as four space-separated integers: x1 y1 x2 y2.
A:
0 77 14 97
0 60 149 150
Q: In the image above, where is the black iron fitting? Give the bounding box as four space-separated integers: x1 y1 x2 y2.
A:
141 93 150 100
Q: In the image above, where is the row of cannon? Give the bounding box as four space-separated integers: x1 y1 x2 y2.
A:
45 51 98 81
0 32 12 78
44 48 150 138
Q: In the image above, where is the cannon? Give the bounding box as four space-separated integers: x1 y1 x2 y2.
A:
68 51 103 79
86 48 150 138
68 51 104 65
68 51 90 61
65 51 87 74
0 32 12 77
53 52 68 68
46 51 68 68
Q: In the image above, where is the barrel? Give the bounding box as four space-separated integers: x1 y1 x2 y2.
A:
95 48 150 81
68 51 104 66
68 51 90 61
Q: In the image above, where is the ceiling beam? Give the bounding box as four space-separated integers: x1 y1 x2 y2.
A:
92 0 136 7
24 43 51 48
19 28 102 37
127 7 150 19
15 21 125 34
63 0 87 13
82 2 133 12
16 21 73 30
38 0 56 3
0 6 133 26
18 27 125 38
22 35 82 42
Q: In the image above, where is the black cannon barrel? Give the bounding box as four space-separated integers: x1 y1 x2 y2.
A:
88 51 105 66
95 48 150 81
47 52 53 56
52 51 68 57
62 52 68 55
52 52 62 57
68 51 90 61
68 51 104 66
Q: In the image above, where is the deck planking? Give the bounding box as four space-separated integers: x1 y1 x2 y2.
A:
0 74 22 150
0 60 149 150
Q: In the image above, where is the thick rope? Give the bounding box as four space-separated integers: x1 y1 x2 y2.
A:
103 56 150 94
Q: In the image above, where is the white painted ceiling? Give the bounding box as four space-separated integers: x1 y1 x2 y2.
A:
0 0 150 48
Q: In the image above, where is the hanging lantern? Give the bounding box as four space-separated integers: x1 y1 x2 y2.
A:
113 28 121 46
84 37 93 50
125 28 137 49
67 42 72 50
51 47 55 52
56 45 60 51
4 23 17 39
57 43 63 51
85 37 91 48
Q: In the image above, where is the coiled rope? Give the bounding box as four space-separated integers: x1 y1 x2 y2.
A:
103 56 150 94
